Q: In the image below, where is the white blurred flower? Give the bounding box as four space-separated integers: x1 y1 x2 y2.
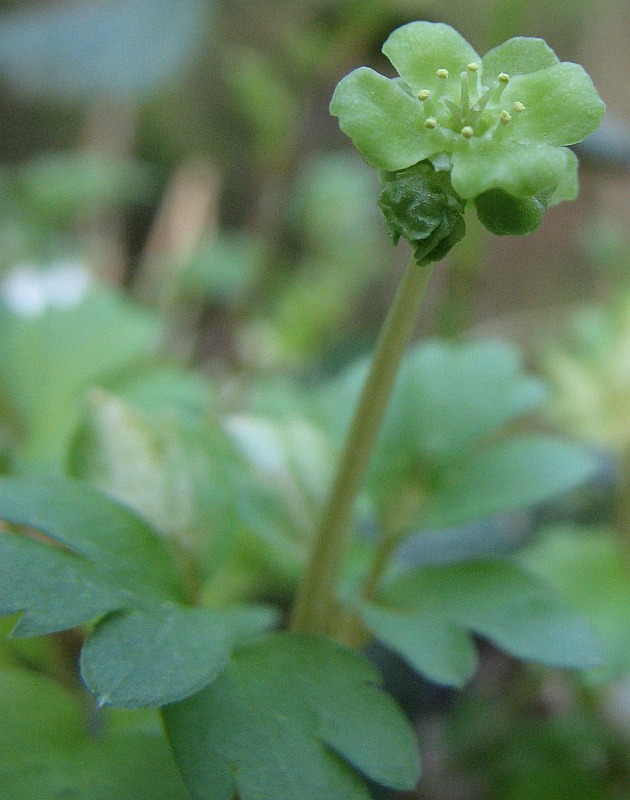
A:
1 260 93 317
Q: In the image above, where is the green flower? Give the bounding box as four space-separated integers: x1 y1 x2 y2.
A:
330 22 605 240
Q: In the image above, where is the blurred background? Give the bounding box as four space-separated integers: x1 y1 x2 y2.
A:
1 1 630 799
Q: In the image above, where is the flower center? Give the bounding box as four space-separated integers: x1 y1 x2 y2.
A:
417 65 525 140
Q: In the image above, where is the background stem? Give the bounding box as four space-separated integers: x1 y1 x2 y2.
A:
290 256 436 636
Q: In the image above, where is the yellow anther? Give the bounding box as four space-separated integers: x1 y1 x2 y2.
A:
513 101 526 113
498 72 510 83
467 62 480 72
436 68 449 80
499 110 512 124
418 89 432 101
425 117 438 129
461 125 474 138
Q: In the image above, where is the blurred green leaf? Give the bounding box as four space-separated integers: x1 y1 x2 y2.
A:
16 154 156 223
323 339 547 462
0 666 189 799
181 233 265 305
226 47 299 166
163 632 420 800
360 559 602 687
0 0 208 103
520 524 630 684
0 286 163 472
419 436 600 531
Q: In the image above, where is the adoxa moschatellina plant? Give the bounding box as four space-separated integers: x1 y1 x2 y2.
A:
291 21 605 636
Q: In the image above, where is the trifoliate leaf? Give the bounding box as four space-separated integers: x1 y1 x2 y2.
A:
0 477 277 707
163 633 420 800
359 560 603 687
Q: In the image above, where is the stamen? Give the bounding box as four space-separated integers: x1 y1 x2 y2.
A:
418 89 432 101
436 68 449 80
498 72 510 83
460 71 470 114
467 62 481 101
513 101 526 113
461 125 474 138
499 110 512 124
425 117 438 129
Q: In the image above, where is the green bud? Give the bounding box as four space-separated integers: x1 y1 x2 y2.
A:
378 161 466 265
473 188 548 235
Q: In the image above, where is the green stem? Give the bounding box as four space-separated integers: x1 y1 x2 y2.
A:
290 256 436 636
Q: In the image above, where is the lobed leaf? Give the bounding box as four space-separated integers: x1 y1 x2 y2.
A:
359 559 603 687
0 477 276 707
81 605 278 708
418 435 600 531
163 632 420 800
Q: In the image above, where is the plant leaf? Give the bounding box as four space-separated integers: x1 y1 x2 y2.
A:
163 632 420 800
359 559 603 687
81 605 278 708
0 287 163 472
419 435 600 531
0 477 277 707
0 666 189 799
519 524 630 684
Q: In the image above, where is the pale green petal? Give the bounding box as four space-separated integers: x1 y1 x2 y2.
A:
547 147 579 206
503 62 606 146
451 142 569 199
329 66 441 171
482 37 558 80
382 21 480 95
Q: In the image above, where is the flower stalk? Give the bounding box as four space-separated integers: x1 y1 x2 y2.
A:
290 257 435 636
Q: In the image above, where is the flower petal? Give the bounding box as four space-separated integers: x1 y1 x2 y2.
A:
547 147 579 206
503 62 606 146
382 21 480 95
482 37 558 80
329 67 440 171
450 142 570 199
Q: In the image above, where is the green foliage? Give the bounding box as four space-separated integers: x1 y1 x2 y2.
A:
520 525 630 684
359 560 602 687
0 284 164 472
163 633 420 800
16 153 156 224
321 339 598 536
0 8 613 796
0 666 188 799
0 477 276 707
